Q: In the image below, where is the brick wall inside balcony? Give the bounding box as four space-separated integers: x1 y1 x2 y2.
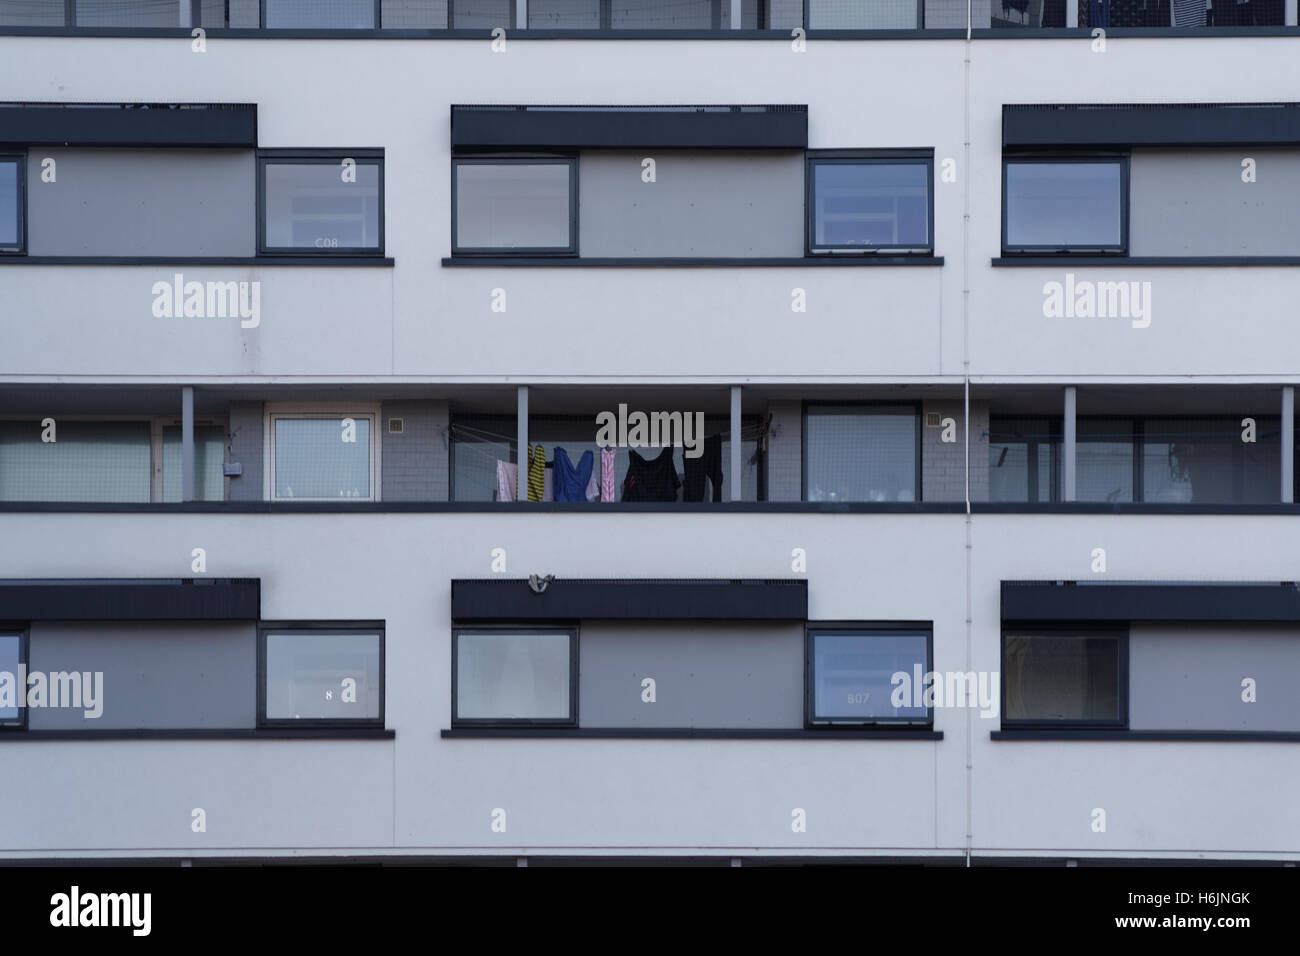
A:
226 401 263 503
381 400 449 502
922 400 989 503
765 401 802 502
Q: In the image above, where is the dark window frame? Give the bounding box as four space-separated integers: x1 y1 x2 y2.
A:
805 151 935 255
257 622 386 729
0 153 25 256
451 624 579 728
805 622 934 729
801 400 923 503
0 626 28 730
999 625 1129 730
256 149 385 257
1001 154 1130 256
450 155 579 257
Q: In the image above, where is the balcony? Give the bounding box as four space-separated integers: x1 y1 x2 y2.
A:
0 0 1290 32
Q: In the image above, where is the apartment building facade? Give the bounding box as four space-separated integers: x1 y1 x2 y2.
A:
1 2 1299 865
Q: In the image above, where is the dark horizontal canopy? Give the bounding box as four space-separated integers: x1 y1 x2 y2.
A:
1003 103 1300 150
452 578 808 622
0 578 261 621
452 105 808 150
1002 580 1300 623
0 103 258 147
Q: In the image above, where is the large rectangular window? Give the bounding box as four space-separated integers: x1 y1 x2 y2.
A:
161 424 226 503
259 154 383 254
808 628 931 727
1003 158 1127 254
452 158 576 255
263 0 376 27
260 627 384 726
989 417 1057 503
807 0 918 27
267 411 377 501
0 155 22 254
453 628 576 726
1002 630 1126 727
0 420 151 502
0 632 25 728
803 404 919 502
1142 417 1279 504
808 156 932 253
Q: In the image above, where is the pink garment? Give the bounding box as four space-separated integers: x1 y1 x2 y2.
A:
600 448 617 502
496 460 517 502
542 465 554 502
585 472 600 502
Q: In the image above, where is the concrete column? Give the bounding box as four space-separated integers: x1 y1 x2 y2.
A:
1062 386 1077 502
730 386 743 501
517 386 529 501
182 386 195 502
1282 386 1294 503
1066 0 1079 25
730 0 742 26
517 0 528 28
1286 0 1297 27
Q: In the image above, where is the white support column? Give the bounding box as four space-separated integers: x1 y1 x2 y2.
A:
517 0 528 29
730 0 742 27
179 0 192 28
1286 0 1297 26
1066 0 1079 25
182 386 195 502
1062 386 1077 503
516 386 529 502
1282 386 1294 503
730 386 742 502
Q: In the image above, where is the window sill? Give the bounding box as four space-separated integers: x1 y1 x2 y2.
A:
442 255 943 268
442 727 942 739
992 256 1300 267
0 256 395 267
991 730 1300 742
0 728 394 741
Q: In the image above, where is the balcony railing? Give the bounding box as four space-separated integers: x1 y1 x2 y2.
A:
0 0 1289 30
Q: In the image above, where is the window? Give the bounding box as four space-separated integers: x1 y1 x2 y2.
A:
452 158 577 255
808 156 932 253
161 424 226 503
1002 630 1127 728
453 628 577 726
259 153 383 254
808 627 931 726
0 155 23 254
260 627 384 726
263 0 376 28
0 420 151 502
807 0 918 27
1003 158 1127 254
0 631 26 729
803 404 919 502
989 417 1058 503
266 409 378 501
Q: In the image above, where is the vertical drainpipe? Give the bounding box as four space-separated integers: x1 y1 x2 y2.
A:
962 0 974 870
182 386 195 502
517 385 529 502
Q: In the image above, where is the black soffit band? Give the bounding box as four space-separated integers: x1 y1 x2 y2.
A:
1003 103 1300 149
451 105 809 150
0 103 258 148
0 578 261 621
451 578 808 622
1002 580 1300 623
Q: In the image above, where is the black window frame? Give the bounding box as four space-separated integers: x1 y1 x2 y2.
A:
1001 154 1130 256
450 155 579 257
0 625 28 730
805 622 934 729
805 151 935 256
0 153 25 256
999 625 1129 730
451 624 579 728
256 149 385 257
257 622 386 729
801 400 923 503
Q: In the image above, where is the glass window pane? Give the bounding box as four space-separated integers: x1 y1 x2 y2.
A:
611 0 713 27
1004 634 1121 723
265 0 375 27
274 417 372 499
263 162 380 250
451 0 512 26
451 417 516 501
456 631 572 721
1142 417 1279 505
812 162 929 249
0 160 19 249
0 420 150 502
808 0 917 26
805 405 917 502
989 418 1054 502
1075 419 1133 503
455 163 572 251
380 0 449 27
1005 162 1123 249
529 0 599 26
0 0 64 25
812 631 929 722
75 0 181 25
264 632 382 721
0 634 21 725
162 425 226 502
